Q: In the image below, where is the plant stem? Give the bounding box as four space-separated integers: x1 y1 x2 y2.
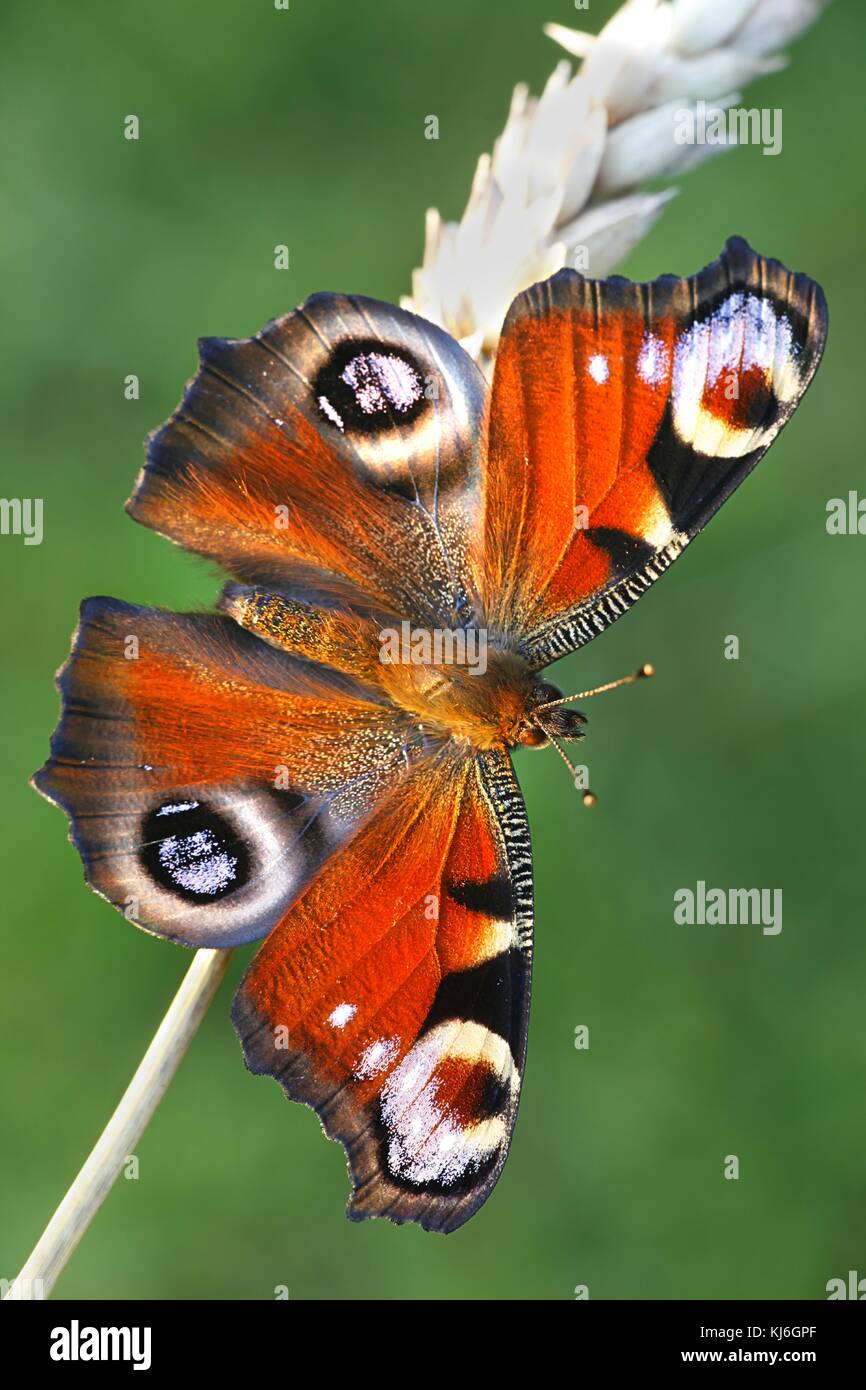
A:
4 947 233 1301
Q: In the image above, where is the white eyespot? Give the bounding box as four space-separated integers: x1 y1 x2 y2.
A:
587 353 609 385
328 1002 357 1030
157 830 238 896
341 352 422 415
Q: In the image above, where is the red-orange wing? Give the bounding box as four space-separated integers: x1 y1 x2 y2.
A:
129 294 487 629
232 746 532 1233
33 598 410 947
476 237 827 667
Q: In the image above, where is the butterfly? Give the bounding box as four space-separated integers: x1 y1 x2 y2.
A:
34 237 827 1233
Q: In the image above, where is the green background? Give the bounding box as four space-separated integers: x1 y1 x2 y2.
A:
2 0 863 1301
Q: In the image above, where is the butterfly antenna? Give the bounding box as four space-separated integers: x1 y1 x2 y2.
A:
547 733 597 808
537 663 655 710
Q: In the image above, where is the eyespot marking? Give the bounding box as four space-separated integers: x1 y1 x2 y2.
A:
313 339 427 436
378 1022 518 1190
140 800 250 903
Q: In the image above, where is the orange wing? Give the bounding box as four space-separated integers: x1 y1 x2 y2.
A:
33 599 412 947
129 293 488 629
233 746 532 1233
475 237 828 666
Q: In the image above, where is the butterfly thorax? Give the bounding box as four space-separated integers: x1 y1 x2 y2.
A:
378 643 580 751
223 590 588 752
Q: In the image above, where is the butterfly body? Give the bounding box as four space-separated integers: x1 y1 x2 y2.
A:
35 238 827 1232
224 577 576 753
379 642 539 751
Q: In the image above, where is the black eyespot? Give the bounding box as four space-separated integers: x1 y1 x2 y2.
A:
477 1067 510 1120
140 800 250 903
313 338 427 435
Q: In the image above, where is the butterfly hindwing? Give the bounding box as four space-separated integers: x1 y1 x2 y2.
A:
232 746 532 1232
33 598 410 947
129 293 488 628
475 236 828 666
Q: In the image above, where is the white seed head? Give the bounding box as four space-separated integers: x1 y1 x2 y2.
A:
404 0 830 364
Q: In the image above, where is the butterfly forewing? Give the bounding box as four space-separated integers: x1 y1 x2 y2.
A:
128 293 487 629
476 237 828 666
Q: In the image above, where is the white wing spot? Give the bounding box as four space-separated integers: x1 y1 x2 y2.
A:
318 395 344 430
157 830 238 896
637 333 669 386
341 352 422 415
327 1002 357 1030
354 1035 400 1079
587 353 609 384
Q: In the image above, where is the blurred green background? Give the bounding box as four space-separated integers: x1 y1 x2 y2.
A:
2 0 864 1301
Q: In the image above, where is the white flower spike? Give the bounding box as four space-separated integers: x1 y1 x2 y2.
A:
404 0 832 368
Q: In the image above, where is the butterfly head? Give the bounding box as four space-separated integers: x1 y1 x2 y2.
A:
517 665 656 803
518 681 587 747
